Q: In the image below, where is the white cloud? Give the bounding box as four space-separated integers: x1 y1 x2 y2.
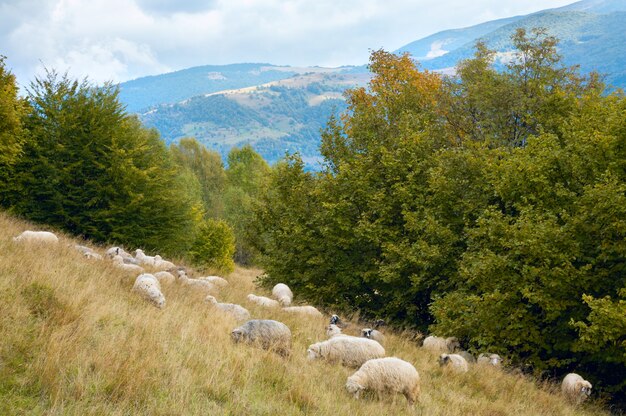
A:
0 0 577 88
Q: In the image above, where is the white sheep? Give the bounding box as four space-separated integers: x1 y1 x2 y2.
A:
135 249 157 266
438 353 469 373
561 373 592 404
361 328 385 344
105 246 132 260
423 336 460 353
282 305 323 317
326 324 345 338
112 255 144 273
199 275 229 287
247 294 280 308
346 357 420 405
74 244 103 260
307 336 385 368
176 269 217 293
132 274 165 308
154 271 176 285
457 350 476 364
205 295 251 321
477 353 502 366
13 230 58 244
272 283 293 306
153 255 176 271
231 319 292 357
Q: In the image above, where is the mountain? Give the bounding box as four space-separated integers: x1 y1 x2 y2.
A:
120 63 309 112
139 68 370 168
397 0 626 87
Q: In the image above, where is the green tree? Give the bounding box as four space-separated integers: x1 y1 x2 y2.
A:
6 70 201 256
0 56 27 192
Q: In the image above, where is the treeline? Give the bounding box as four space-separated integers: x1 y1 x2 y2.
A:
250 29 626 406
0 58 269 271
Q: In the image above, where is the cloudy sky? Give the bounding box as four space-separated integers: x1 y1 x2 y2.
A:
1 0 575 88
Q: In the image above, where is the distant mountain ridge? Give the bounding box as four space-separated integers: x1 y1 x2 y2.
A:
118 0 626 169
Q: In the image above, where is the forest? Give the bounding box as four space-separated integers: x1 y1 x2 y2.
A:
0 28 624 408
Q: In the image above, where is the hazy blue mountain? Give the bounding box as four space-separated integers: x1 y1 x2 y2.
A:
139 70 370 169
396 0 626 87
118 63 302 112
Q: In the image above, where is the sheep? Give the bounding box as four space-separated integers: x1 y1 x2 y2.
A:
112 255 144 273
329 314 349 329
307 336 385 368
326 324 344 338
561 373 592 404
247 294 280 308
199 275 229 287
282 305 323 317
153 255 176 271
422 336 460 353
13 230 58 244
154 271 176 285
231 319 291 357
477 353 502 366
361 328 385 344
457 350 476 364
132 274 165 308
174 269 217 292
105 246 132 260
74 244 103 260
438 353 469 373
205 295 251 321
135 249 157 266
272 283 293 306
346 357 420 405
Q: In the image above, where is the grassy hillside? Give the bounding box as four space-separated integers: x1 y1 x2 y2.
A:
0 211 609 415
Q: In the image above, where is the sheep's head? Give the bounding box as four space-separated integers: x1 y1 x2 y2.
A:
438 354 451 367
307 344 321 360
231 328 244 343
361 328 373 339
330 314 340 325
345 377 364 398
489 354 502 366
155 294 166 309
326 324 342 337
578 381 592 400
446 337 461 352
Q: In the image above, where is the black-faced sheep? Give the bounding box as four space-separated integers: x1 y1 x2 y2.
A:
438 353 469 373
307 336 385 368
272 283 293 306
346 357 420 405
231 319 292 357
361 328 385 344
561 373 592 404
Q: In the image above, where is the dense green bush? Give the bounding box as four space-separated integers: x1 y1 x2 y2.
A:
251 29 626 407
189 219 235 273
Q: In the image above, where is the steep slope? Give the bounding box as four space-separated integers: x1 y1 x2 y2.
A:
0 211 608 415
140 70 370 169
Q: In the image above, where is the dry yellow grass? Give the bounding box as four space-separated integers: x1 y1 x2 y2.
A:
0 212 608 415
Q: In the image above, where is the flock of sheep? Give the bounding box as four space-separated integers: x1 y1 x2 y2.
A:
12 230 594 407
